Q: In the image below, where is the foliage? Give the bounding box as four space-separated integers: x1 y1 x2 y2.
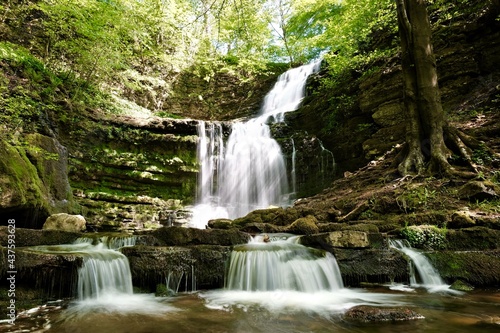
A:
401 225 447 250
396 186 437 213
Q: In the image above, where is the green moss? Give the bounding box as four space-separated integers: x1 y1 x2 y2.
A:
427 251 500 287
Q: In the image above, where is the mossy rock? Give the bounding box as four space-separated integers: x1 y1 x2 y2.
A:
450 279 475 291
151 226 250 246
285 215 319 235
207 218 234 229
445 227 500 250
426 251 500 287
342 222 379 233
232 207 302 228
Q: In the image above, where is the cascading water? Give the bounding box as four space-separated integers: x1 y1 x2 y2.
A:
389 239 451 292
76 244 134 299
26 236 177 315
201 234 405 315
191 60 322 228
225 235 343 292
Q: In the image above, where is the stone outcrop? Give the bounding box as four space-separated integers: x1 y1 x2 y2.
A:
0 247 82 299
301 230 384 249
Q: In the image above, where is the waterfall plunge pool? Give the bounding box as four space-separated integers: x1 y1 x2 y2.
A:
2 289 499 333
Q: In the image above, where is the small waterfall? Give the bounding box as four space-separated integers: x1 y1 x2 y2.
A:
291 138 297 198
74 236 137 299
225 235 343 292
77 245 134 300
191 60 322 228
75 234 138 249
390 239 449 291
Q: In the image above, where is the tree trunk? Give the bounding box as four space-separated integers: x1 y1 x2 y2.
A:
396 0 452 176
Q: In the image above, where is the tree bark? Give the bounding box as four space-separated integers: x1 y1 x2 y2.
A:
396 0 453 176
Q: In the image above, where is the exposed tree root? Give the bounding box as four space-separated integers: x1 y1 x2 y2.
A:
397 126 481 179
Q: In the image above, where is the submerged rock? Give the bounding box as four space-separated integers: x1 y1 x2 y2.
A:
344 305 424 322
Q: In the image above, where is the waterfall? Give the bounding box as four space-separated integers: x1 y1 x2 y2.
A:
191 60 322 228
389 239 449 292
77 244 134 300
225 235 343 292
75 235 138 249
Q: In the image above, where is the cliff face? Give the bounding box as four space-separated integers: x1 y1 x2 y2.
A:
65 115 200 231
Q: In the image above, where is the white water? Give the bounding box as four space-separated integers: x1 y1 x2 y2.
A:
26 236 177 315
191 60 322 228
201 234 406 316
389 239 451 293
226 236 343 292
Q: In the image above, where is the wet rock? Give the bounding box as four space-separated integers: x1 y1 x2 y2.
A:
333 248 409 286
152 226 250 246
344 305 424 322
0 248 82 299
42 213 86 232
121 245 231 291
426 250 500 287
450 279 475 291
207 218 234 229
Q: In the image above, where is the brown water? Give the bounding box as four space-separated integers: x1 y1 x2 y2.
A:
1 288 498 333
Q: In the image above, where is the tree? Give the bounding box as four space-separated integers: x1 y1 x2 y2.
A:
395 0 483 177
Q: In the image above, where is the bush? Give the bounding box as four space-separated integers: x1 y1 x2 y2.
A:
401 225 446 250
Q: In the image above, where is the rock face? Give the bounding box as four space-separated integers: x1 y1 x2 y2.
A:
66 116 200 231
0 134 75 229
121 245 231 291
42 213 86 232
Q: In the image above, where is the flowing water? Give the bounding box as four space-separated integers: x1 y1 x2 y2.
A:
389 240 452 293
2 235 499 332
190 60 323 228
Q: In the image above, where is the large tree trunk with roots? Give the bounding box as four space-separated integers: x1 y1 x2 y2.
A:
395 0 480 177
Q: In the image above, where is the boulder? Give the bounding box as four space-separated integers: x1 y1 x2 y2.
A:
449 210 476 228
42 213 86 232
344 305 424 322
207 218 234 229
301 230 372 249
285 215 319 235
